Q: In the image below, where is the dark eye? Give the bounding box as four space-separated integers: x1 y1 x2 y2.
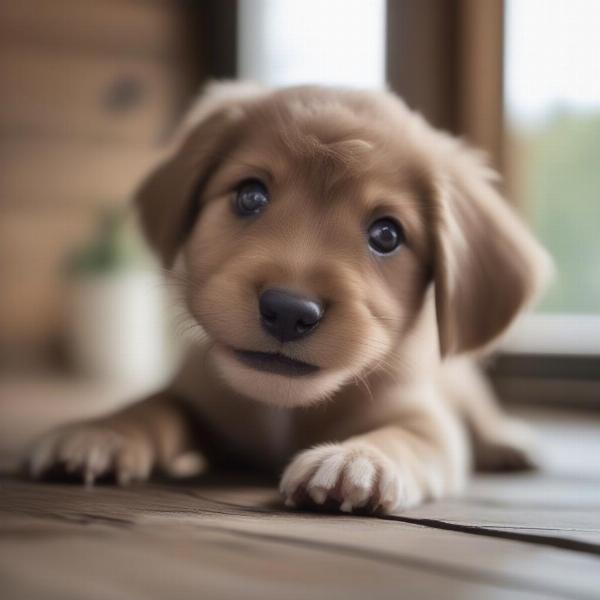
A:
367 218 405 255
234 180 269 216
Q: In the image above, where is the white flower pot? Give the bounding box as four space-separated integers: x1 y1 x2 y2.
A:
65 270 171 387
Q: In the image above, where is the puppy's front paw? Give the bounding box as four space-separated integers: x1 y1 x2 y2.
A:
280 443 414 514
28 424 154 486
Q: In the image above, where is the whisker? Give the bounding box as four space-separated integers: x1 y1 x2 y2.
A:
354 373 375 403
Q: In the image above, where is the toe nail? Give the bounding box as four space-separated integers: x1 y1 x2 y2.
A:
340 500 353 513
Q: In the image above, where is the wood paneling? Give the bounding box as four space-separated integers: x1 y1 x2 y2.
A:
0 0 207 360
0 210 98 350
0 0 197 60
0 43 191 143
0 139 159 208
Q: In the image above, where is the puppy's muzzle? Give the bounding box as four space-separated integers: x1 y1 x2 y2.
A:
259 288 324 343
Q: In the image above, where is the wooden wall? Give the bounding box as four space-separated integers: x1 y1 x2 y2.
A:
0 0 207 365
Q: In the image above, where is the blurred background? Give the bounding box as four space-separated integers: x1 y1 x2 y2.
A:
0 0 598 469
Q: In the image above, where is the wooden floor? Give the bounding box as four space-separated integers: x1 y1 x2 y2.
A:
1 398 600 599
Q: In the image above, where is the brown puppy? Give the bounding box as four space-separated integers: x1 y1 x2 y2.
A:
29 83 552 513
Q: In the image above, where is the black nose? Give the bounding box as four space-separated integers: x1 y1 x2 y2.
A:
259 288 324 343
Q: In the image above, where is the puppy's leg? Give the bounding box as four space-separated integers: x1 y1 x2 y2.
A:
280 388 469 514
28 392 201 485
440 358 537 471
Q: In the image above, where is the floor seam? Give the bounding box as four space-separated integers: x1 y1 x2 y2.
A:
381 515 600 556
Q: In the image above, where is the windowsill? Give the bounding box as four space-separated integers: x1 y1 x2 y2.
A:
486 314 600 408
499 313 600 355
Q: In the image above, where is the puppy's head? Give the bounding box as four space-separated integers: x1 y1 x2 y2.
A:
136 82 551 406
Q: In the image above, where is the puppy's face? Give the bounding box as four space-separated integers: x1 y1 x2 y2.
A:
137 85 551 406
186 118 431 405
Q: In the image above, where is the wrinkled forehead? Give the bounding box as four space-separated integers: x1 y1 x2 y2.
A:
207 97 432 258
225 97 424 200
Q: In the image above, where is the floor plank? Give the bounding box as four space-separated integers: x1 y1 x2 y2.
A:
395 410 600 550
1 377 600 599
1 476 599 600
398 474 600 547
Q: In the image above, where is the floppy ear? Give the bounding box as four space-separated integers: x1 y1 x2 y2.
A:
134 81 267 266
431 145 553 357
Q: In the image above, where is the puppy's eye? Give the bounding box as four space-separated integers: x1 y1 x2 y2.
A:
367 218 405 255
234 180 269 216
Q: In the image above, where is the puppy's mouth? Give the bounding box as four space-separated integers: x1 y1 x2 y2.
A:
232 349 320 377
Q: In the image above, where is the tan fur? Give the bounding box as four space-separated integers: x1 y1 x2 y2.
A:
28 83 551 513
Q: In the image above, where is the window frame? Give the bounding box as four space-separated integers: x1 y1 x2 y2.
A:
215 1 600 405
386 0 600 405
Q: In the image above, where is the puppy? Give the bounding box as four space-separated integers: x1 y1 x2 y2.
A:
28 83 551 513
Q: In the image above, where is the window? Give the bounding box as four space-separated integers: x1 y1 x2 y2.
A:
502 0 600 355
237 0 386 88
